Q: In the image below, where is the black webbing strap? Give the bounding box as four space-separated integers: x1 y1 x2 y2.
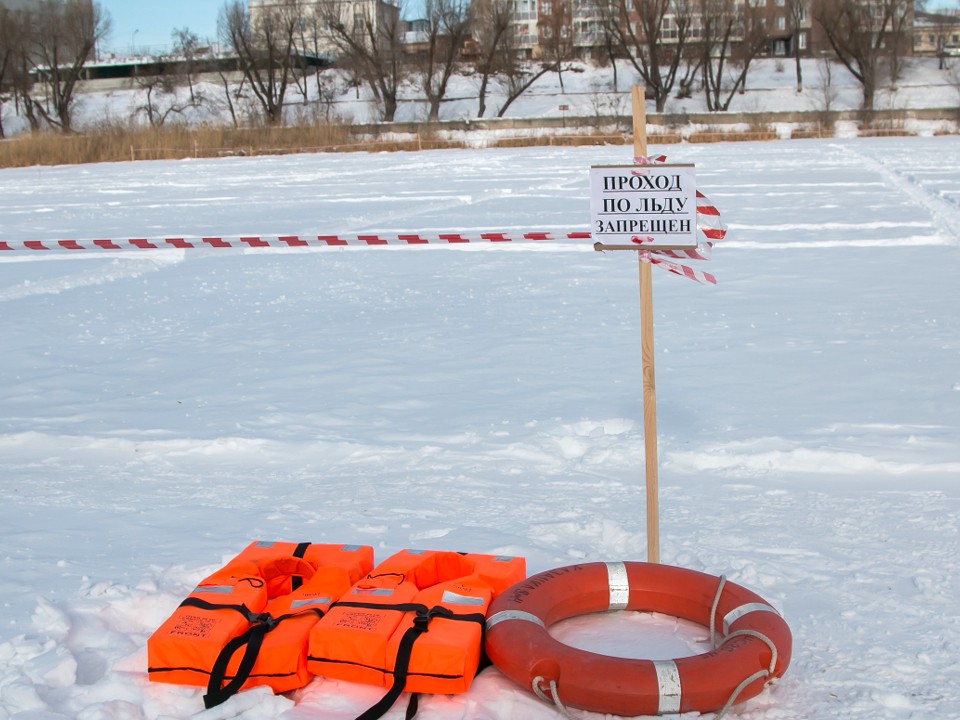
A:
292 542 310 591
203 614 274 708
178 595 323 709
179 595 254 616
353 605 486 720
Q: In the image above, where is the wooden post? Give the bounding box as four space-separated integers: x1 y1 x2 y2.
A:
632 86 660 564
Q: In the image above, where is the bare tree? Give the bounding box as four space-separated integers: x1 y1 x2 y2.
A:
698 0 768 112
133 71 182 127
809 56 839 131
785 0 808 93
469 0 556 118
292 8 329 102
596 22 622 92
320 0 407 121
216 63 246 128
8 19 43 132
171 27 202 103
470 0 513 117
495 59 553 117
598 0 695 113
417 0 471 121
0 5 14 138
20 0 110 133
812 0 910 113
538 0 576 92
883 0 913 85
133 64 207 128
219 0 303 125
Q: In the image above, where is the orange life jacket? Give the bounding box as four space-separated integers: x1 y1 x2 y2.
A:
307 549 526 719
148 540 374 708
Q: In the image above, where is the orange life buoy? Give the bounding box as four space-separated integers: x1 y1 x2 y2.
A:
484 561 792 717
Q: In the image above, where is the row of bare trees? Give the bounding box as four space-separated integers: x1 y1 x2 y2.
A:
216 0 556 123
0 0 938 135
581 0 917 114
218 0 923 127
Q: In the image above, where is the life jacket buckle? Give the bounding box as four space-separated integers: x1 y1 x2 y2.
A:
246 611 278 630
415 606 453 632
413 608 432 632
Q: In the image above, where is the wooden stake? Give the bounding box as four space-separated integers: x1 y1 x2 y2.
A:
632 86 660 564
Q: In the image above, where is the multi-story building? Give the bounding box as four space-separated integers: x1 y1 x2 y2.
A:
242 0 915 67
656 1 912 60
913 10 960 57
571 0 605 51
248 0 401 58
746 0 813 58
511 0 540 56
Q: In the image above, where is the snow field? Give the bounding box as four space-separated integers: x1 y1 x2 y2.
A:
0 137 959 718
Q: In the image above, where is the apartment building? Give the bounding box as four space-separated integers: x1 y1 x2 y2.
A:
746 0 813 57
527 0 914 62
242 0 916 65
248 0 401 57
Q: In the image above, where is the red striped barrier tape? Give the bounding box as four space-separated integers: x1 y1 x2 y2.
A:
1 157 724 284
0 231 721 285
0 232 594 253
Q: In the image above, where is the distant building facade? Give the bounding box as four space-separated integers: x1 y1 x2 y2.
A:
248 0 401 58
519 0 915 62
913 10 960 57
243 0 916 66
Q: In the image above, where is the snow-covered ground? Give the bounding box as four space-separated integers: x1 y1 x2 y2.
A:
1 136 959 719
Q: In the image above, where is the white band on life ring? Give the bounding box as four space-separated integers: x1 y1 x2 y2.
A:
606 561 630 610
486 610 546 631
653 659 682 714
722 603 779 635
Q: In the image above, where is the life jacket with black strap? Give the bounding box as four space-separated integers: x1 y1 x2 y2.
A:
307 548 526 720
147 540 374 708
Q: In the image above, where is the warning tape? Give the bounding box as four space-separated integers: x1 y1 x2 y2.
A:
0 231 593 253
1 155 724 284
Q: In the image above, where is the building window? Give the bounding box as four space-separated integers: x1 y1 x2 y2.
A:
777 16 785 30
798 31 807 50
541 1 552 16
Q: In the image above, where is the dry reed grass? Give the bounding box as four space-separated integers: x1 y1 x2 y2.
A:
0 117 925 169
0 122 369 168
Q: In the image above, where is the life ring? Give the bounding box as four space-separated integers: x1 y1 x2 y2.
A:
484 561 792 717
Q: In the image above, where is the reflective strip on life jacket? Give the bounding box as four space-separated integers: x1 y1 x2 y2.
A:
307 549 526 719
